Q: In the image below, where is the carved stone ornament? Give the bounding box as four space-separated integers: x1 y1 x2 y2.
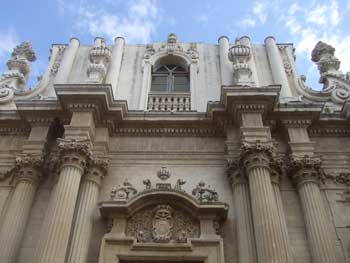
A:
110 180 137 200
0 42 37 104
330 173 350 202
142 177 186 192
287 155 324 186
192 181 218 202
157 166 171 180
57 139 92 169
126 204 199 243
50 45 66 76
87 38 111 83
14 155 43 184
85 157 109 184
239 141 275 172
228 38 254 86
311 41 340 78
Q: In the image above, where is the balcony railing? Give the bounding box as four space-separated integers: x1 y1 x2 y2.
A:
147 93 191 112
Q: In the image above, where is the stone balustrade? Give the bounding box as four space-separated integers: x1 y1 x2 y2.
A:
147 93 191 112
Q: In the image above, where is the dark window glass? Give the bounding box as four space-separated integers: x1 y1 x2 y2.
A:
150 65 190 93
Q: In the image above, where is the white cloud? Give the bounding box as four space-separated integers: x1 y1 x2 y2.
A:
65 0 159 43
253 1 268 24
0 29 18 60
281 0 350 88
239 16 256 29
306 4 328 25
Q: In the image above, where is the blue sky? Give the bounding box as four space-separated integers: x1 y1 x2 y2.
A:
0 0 349 89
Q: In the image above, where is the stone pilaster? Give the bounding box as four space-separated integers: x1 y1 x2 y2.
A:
241 142 290 262
67 157 108 263
0 156 42 263
35 139 91 263
228 161 257 263
288 155 339 262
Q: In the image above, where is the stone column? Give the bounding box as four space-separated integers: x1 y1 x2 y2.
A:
241 142 290 262
218 36 232 85
265 36 292 98
35 139 91 263
0 156 42 263
105 37 125 94
270 163 294 262
54 37 80 84
228 162 257 263
67 158 108 263
288 156 339 262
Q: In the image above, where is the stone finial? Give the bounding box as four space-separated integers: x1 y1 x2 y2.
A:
311 41 340 82
228 38 254 86
87 38 112 83
0 41 36 90
167 33 177 44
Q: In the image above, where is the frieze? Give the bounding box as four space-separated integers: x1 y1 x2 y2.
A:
113 127 224 137
126 204 199 243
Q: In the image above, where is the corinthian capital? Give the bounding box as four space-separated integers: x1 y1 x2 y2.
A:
14 155 43 184
240 141 275 172
287 155 323 187
227 159 247 186
57 139 92 170
85 157 109 185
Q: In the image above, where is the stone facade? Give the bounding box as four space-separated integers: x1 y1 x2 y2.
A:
0 34 349 263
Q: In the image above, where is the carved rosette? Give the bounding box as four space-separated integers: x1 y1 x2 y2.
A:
57 139 92 171
240 141 275 173
287 155 323 187
14 155 43 185
87 38 111 83
85 157 109 185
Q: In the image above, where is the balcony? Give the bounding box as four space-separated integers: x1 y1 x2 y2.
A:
147 93 191 112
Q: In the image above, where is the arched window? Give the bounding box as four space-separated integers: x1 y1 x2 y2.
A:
151 64 190 93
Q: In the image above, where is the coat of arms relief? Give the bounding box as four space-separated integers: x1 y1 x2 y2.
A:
126 204 199 243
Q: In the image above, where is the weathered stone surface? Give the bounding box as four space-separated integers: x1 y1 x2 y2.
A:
0 34 348 263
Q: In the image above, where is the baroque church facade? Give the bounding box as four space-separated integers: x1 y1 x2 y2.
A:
0 33 349 263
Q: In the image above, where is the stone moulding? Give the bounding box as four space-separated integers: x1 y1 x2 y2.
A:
99 189 228 220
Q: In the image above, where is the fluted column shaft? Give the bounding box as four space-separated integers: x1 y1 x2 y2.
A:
35 140 90 263
67 159 108 263
242 146 290 263
271 177 294 262
289 156 339 262
230 169 257 263
298 181 338 262
0 156 42 263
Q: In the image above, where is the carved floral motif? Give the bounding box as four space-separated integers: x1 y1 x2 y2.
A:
126 204 199 243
